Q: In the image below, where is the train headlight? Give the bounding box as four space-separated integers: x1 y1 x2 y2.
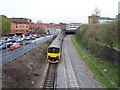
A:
56 56 59 59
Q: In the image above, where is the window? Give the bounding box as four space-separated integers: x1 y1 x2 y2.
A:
48 48 59 53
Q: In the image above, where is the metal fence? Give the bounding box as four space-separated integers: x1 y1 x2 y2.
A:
1 36 53 65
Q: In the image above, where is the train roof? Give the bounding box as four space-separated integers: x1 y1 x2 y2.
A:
48 34 63 49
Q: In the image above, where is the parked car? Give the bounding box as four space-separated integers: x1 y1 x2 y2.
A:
40 34 46 37
33 34 40 38
7 38 16 43
25 40 32 45
31 36 35 40
15 40 24 45
5 41 14 48
1 37 8 41
25 36 31 40
0 41 7 50
9 43 22 51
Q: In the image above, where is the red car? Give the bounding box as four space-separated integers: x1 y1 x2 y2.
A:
31 36 35 40
9 44 22 51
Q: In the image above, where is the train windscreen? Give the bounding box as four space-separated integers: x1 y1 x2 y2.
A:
48 48 59 53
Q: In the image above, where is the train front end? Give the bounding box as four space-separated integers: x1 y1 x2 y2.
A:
47 47 60 63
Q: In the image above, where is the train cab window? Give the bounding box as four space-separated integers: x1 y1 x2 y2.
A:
54 48 59 53
48 48 59 53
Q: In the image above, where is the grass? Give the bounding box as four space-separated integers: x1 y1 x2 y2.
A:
71 36 119 89
114 43 120 50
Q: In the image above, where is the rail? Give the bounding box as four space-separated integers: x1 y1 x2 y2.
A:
43 63 58 89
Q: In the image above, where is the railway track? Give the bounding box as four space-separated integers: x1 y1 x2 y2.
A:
43 63 58 89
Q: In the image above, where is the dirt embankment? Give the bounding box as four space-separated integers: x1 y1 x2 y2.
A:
2 41 51 88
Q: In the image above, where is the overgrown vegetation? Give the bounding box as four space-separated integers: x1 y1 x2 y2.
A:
74 19 119 88
75 20 119 65
72 36 119 88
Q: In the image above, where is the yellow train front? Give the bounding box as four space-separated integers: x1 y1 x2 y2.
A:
47 47 60 63
47 34 63 63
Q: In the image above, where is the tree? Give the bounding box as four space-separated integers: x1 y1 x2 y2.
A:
0 15 11 36
36 27 46 34
37 20 43 24
90 7 101 25
98 20 118 49
92 7 100 16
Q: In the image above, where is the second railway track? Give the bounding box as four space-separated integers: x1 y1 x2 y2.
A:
43 63 58 89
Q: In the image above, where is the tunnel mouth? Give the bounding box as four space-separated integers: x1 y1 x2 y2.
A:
65 31 75 35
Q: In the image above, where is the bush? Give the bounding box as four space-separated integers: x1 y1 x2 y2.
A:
74 20 118 64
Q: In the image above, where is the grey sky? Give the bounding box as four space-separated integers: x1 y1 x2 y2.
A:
0 0 119 23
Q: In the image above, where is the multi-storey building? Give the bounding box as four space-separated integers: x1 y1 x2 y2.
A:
66 23 81 30
29 20 38 34
10 18 31 35
88 15 115 24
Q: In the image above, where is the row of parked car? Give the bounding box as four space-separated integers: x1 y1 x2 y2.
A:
0 34 42 51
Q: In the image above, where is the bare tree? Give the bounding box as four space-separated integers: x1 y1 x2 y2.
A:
92 7 100 16
37 20 43 24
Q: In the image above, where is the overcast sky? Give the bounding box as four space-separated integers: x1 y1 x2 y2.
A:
0 0 119 23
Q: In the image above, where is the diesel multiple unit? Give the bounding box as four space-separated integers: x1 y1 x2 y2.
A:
47 34 64 63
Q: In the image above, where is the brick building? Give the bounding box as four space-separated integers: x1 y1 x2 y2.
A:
9 18 38 35
37 23 66 35
88 15 100 24
9 18 30 35
29 20 38 34
88 15 115 24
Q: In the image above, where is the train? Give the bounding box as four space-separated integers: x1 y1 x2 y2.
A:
47 33 64 63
